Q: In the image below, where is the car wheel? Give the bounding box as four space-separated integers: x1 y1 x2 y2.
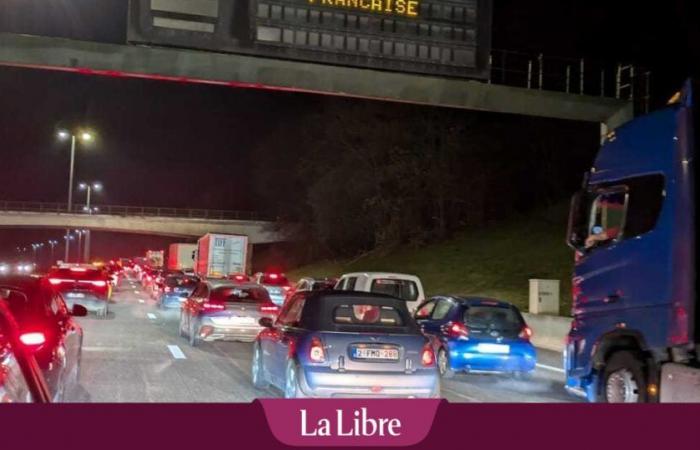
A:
189 320 198 347
438 348 455 379
252 343 269 389
284 360 300 399
178 312 186 338
601 351 648 403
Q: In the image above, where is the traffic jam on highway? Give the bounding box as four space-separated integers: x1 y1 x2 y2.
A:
1 234 550 403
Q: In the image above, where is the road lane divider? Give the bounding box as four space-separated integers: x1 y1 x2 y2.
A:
536 363 565 374
147 313 157 320
167 345 187 359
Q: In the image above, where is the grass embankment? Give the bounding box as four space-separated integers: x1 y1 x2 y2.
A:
288 204 574 315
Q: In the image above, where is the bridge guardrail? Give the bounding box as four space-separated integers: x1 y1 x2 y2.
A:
0 201 270 221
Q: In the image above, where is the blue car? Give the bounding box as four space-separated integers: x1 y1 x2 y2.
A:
415 296 536 378
156 274 198 309
252 291 440 398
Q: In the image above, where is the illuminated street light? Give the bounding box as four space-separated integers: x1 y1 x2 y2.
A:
56 127 97 262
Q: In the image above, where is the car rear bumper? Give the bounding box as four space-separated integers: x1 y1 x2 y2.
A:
196 318 262 342
447 341 537 373
63 295 108 313
298 366 440 398
160 294 187 308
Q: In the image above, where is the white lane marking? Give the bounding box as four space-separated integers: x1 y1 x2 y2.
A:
536 363 565 374
138 299 145 304
147 313 157 320
135 290 141 294
167 345 187 360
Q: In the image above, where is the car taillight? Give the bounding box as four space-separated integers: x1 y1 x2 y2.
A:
19 332 46 347
202 302 225 311
234 275 246 282
259 303 280 315
282 286 291 292
309 337 326 363
421 344 435 367
91 280 107 287
48 278 62 285
519 326 533 340
445 321 469 339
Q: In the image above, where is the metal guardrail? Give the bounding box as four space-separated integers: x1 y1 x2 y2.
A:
0 201 270 221
489 49 651 114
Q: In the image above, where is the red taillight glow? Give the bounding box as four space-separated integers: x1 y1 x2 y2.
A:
519 326 533 340
268 273 278 279
91 280 107 287
259 303 280 315
309 337 326 363
19 332 46 347
282 286 291 292
421 345 435 367
446 322 469 339
48 278 62 285
234 275 246 281
202 302 225 311
70 267 87 272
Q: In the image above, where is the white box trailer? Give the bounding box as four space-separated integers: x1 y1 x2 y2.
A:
195 234 249 279
167 243 196 270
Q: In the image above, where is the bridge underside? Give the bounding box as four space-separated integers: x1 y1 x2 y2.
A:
0 33 632 128
0 212 282 243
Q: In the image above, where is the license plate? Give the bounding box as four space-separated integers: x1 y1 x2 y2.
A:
352 348 399 361
476 343 510 354
66 293 85 298
212 316 255 326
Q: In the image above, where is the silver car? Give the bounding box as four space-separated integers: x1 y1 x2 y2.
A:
252 291 441 398
179 281 280 345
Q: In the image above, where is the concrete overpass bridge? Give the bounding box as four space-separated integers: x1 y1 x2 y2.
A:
0 201 283 243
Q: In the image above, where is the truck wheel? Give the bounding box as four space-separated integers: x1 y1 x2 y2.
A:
438 348 455 379
601 351 648 403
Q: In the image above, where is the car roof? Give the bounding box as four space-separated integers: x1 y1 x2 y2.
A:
339 272 420 280
0 275 42 292
437 295 516 309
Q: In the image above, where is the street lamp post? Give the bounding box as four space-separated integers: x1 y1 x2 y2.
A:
79 182 102 263
47 240 59 266
74 230 86 264
57 129 94 262
64 233 75 263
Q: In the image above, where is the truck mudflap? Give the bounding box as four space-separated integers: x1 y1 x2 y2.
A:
660 363 700 402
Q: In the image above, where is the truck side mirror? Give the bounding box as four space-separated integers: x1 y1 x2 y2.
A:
567 190 588 250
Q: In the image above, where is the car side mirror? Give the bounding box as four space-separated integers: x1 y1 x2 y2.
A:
71 304 88 317
259 317 274 328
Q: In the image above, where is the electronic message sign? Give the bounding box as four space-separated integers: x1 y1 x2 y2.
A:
128 0 492 79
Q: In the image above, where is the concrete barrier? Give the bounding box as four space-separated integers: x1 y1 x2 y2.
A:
522 312 571 352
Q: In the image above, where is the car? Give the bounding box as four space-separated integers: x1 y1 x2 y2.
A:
285 277 337 304
47 265 111 317
335 272 425 312
0 296 52 403
253 272 292 306
252 291 440 398
179 280 280 346
0 275 87 401
150 269 184 300
156 274 198 309
415 296 536 378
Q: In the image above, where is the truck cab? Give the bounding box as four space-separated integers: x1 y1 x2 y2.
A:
564 80 697 402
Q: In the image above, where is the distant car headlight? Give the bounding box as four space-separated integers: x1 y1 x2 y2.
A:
0 265 9 273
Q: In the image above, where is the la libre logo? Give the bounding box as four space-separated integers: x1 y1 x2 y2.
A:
300 407 402 437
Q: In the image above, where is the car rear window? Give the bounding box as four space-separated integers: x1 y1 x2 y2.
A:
463 305 523 331
333 304 405 327
370 279 418 302
211 286 271 303
49 268 103 280
261 274 289 285
311 281 335 291
164 276 198 288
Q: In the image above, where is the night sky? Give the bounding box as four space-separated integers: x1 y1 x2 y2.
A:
0 0 698 262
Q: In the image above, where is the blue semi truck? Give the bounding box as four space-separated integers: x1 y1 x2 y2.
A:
564 80 698 402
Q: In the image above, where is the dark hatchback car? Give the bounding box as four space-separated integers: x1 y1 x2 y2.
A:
48 266 111 317
0 297 52 403
0 275 86 401
415 296 536 378
180 281 280 346
252 291 440 398
156 274 198 309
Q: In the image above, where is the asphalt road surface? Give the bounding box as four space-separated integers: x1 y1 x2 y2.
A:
67 277 580 403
